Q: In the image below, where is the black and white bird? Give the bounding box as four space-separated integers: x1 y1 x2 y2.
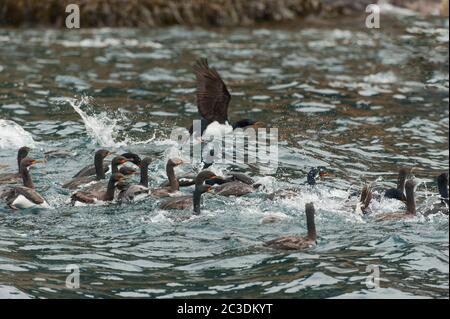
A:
189 58 260 138
0 157 49 210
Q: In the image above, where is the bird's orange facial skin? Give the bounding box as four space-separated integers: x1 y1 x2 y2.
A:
319 171 329 177
119 159 127 164
30 159 45 166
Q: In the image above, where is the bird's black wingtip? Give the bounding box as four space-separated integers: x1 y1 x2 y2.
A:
194 57 209 70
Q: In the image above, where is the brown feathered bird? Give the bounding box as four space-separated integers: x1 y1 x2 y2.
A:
264 203 317 250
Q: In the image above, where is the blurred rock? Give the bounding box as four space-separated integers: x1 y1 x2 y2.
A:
388 0 444 15
0 0 446 28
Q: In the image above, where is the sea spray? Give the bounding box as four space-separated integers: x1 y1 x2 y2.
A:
69 96 119 147
66 96 158 147
0 119 36 149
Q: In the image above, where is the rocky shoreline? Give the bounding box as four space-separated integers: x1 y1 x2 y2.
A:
0 0 447 28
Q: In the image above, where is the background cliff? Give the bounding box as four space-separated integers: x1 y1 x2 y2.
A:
0 0 447 28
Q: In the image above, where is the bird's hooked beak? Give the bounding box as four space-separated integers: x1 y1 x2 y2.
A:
408 166 417 178
174 159 185 166
31 159 46 166
319 171 329 177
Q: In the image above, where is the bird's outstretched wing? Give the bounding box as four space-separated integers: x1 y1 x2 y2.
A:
193 58 231 124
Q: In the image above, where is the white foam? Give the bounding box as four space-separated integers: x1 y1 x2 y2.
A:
59 38 162 49
0 120 36 149
69 97 119 147
65 96 161 148
377 1 418 16
364 71 398 84
260 212 291 224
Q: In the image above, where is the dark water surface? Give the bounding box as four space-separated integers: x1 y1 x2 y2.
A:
0 14 448 298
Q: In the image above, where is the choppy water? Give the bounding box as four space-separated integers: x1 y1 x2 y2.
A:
0 13 448 299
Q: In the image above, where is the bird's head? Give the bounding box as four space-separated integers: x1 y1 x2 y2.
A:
195 171 223 185
167 158 184 167
112 156 129 166
233 119 262 130
18 146 31 158
141 157 153 169
122 153 142 167
96 149 112 159
307 166 329 185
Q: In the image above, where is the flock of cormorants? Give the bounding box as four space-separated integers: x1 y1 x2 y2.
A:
0 58 448 250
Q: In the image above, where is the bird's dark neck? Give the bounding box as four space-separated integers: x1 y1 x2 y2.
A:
17 154 26 173
306 210 317 241
94 154 106 180
397 175 406 194
140 166 149 188
307 169 317 186
405 187 416 215
438 178 449 204
193 188 202 215
166 164 179 192
21 167 34 189
111 162 120 174
104 179 116 201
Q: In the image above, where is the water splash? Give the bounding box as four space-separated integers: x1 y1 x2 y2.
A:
67 97 158 148
68 96 120 148
0 120 35 149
